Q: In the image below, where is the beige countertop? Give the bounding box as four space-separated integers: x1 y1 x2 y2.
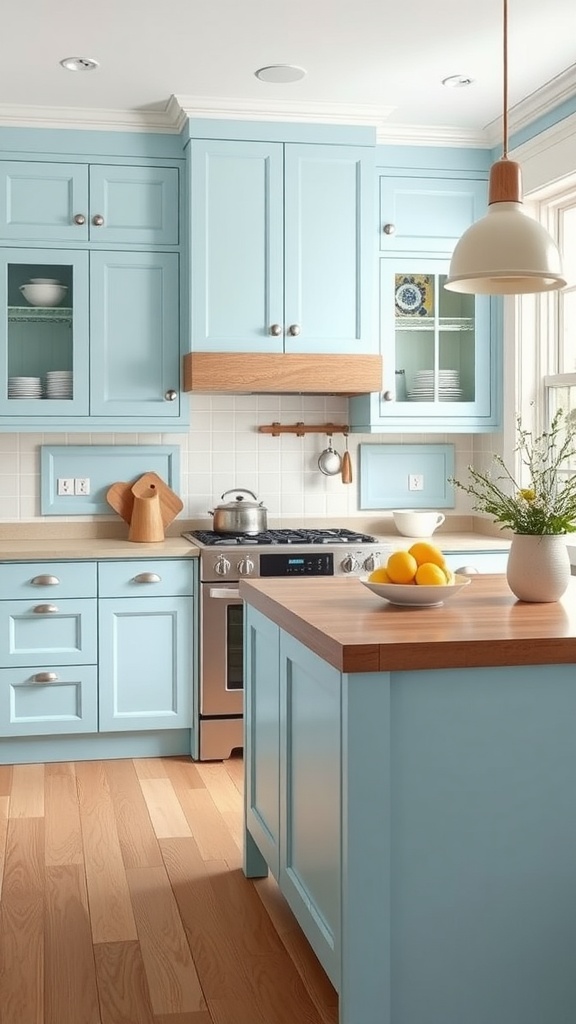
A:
0 535 199 561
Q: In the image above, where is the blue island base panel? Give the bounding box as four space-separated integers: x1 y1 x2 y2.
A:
0 729 191 765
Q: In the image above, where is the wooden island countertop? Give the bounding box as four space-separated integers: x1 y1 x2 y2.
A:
239 573 576 673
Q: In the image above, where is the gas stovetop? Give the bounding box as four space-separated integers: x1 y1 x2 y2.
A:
182 528 378 547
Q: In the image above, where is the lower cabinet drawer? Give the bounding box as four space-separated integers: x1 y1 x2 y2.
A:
98 558 194 598
0 599 97 666
0 665 98 736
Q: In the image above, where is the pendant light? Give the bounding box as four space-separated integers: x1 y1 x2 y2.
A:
445 0 566 295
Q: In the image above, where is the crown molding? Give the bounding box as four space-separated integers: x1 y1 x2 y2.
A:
0 101 183 133
173 94 396 129
483 64 576 149
374 122 489 148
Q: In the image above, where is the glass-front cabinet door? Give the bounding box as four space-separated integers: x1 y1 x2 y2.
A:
0 249 89 417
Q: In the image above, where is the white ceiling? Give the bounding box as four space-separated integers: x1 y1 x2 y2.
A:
2 0 576 144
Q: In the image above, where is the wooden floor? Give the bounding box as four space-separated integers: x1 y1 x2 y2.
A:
0 753 338 1024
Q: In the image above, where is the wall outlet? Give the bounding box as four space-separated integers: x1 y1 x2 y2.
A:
75 478 91 495
408 473 424 492
57 478 75 496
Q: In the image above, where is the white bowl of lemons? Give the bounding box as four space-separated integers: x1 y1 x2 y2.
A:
360 541 471 607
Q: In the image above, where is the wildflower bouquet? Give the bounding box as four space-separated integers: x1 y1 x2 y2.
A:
451 409 576 535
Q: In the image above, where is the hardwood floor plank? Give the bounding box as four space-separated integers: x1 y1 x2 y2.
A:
195 764 244 849
160 836 254 1001
105 759 164 869
75 760 138 943
0 795 9 901
9 763 44 818
154 1014 213 1024
223 751 244 793
139 777 193 839
0 817 44 1024
94 939 155 1024
0 763 13 795
45 863 100 1024
162 755 208 792
133 757 170 780
45 765 83 865
126 864 207 1014
177 788 242 867
207 997 267 1024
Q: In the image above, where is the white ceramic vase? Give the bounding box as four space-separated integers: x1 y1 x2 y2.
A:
506 533 571 602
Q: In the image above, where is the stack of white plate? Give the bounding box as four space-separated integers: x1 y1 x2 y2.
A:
407 369 464 402
8 376 43 399
45 370 73 399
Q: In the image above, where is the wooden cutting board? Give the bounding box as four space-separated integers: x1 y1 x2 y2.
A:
106 481 134 525
130 472 183 528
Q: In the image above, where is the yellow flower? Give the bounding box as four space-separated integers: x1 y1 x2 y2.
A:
519 488 536 501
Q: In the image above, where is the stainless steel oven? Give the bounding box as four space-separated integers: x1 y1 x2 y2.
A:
182 528 389 760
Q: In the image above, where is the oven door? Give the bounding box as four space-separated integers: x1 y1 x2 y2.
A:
200 581 244 716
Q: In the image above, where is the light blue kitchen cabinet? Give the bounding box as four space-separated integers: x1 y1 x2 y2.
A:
0 161 179 246
244 606 341 987
349 168 502 433
0 560 98 738
189 138 375 355
0 247 183 428
98 559 193 733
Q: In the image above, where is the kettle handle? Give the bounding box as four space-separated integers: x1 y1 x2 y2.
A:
220 488 258 502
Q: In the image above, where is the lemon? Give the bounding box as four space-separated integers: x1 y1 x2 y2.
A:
415 562 447 586
386 550 418 584
368 566 391 583
408 541 446 569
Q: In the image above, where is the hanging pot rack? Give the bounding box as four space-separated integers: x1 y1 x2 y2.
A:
258 421 349 438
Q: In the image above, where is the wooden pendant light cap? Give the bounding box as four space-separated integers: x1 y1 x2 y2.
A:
488 158 523 205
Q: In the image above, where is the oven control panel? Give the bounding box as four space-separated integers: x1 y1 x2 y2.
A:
260 552 334 576
203 545 390 580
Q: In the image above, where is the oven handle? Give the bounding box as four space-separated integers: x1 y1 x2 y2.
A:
208 587 241 599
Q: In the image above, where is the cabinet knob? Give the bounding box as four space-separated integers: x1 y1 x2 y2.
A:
165 389 178 402
30 574 60 586
92 214 104 227
287 324 301 336
133 572 161 584
33 604 59 614
383 223 396 235
32 672 59 684
73 213 86 225
382 390 394 402
269 324 283 337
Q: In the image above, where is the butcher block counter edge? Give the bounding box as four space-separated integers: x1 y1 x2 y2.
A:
239 575 576 674
0 536 199 561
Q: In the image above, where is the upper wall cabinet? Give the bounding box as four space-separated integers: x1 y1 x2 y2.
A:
349 169 502 434
0 162 180 247
188 138 376 355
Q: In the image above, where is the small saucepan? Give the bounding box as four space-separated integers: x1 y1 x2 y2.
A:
209 488 268 534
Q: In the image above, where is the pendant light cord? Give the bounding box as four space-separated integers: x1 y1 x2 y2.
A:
502 0 509 158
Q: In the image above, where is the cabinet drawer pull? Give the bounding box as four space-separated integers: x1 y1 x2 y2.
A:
383 223 396 235
33 604 59 614
133 572 161 584
287 324 301 337
73 213 86 225
32 672 59 684
30 574 60 586
92 214 104 226
165 389 178 401
269 324 283 336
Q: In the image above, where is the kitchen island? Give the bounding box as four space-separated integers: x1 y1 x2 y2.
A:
240 574 576 1024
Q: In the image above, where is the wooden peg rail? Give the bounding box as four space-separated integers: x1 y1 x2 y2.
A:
258 421 350 438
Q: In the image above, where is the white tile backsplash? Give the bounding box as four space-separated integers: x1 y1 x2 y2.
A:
0 394 495 522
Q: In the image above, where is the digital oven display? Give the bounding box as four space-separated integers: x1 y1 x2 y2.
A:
259 552 334 576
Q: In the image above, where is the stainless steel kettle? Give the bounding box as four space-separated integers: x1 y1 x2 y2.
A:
208 488 268 534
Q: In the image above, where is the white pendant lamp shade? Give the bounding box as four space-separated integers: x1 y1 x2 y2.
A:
445 0 566 296
445 159 566 295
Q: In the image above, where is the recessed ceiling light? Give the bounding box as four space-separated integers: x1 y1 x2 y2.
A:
442 74 475 88
60 57 100 72
255 65 307 84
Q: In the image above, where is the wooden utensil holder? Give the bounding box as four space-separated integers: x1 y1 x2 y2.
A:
128 491 165 542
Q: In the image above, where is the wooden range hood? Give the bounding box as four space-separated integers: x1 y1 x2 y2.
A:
183 352 383 395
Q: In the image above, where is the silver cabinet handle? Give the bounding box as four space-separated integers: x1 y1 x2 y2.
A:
73 213 86 225
33 604 59 613
383 223 396 235
92 214 104 226
31 574 60 586
165 389 178 401
32 672 58 683
382 390 394 402
133 572 161 584
269 324 282 336
287 324 301 336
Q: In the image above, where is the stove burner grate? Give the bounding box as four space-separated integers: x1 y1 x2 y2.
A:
183 528 377 547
